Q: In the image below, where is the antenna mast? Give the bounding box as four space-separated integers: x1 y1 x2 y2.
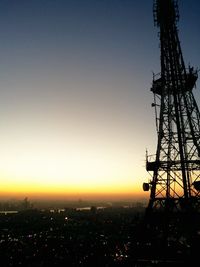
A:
144 0 200 213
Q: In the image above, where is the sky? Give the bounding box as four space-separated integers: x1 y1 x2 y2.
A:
0 0 199 201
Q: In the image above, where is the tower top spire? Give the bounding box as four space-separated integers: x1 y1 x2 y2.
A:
153 0 179 26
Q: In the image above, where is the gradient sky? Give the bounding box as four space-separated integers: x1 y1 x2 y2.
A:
0 0 199 200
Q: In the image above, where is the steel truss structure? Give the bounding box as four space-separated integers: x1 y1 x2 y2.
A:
144 0 200 213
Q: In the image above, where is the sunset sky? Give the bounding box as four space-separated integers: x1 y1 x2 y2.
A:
0 0 199 200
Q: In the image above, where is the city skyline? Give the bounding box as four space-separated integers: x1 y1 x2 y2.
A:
0 0 199 200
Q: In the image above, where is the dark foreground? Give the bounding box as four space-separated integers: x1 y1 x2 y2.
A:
0 207 198 266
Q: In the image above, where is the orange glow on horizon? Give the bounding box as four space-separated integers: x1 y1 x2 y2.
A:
0 179 144 198
0 172 146 201
0 190 147 202
0 137 147 201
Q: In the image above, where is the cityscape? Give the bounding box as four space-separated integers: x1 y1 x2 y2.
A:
0 200 144 267
0 199 199 266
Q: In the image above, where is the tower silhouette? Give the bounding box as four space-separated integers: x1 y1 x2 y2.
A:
144 0 200 214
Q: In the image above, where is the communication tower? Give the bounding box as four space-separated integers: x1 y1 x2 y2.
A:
143 0 200 214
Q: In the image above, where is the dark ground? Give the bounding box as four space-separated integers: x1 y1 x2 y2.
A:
0 206 198 266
